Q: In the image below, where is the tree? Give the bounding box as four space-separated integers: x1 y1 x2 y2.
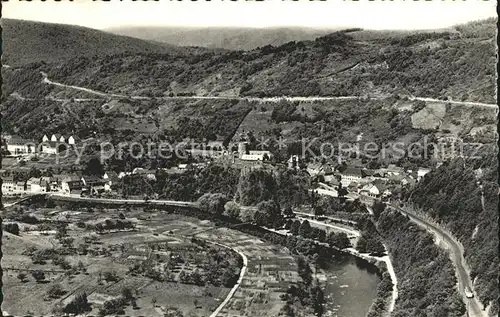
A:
290 220 301 235
336 232 351 249
221 269 238 287
63 292 89 314
103 271 118 282
283 206 294 218
121 287 134 301
310 279 325 317
356 236 368 253
223 201 241 219
55 224 68 239
313 203 325 216
316 229 326 243
327 232 351 249
32 270 45 283
4 223 20 235
367 239 386 256
298 220 312 239
280 303 295 317
84 157 104 176
191 269 205 286
372 201 386 220
60 237 74 249
17 272 27 282
257 200 282 227
198 193 228 216
297 256 313 286
48 284 65 298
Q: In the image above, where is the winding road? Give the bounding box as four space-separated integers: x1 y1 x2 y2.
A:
392 205 486 317
34 70 497 108
207 241 248 317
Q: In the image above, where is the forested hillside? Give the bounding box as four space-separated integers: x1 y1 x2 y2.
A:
41 19 496 103
377 210 466 317
406 148 499 315
1 19 183 66
108 26 333 51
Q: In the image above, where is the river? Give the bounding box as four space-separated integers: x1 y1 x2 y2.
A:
323 254 381 317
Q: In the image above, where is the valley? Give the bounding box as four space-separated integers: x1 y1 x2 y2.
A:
1 16 497 317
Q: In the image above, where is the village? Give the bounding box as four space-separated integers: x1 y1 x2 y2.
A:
2 133 431 206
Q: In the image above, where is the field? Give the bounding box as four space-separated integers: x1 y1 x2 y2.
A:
1 205 300 317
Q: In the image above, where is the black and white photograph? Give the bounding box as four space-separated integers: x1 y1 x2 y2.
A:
0 1 497 317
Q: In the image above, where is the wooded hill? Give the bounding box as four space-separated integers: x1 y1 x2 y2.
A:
107 26 334 51
406 147 499 316
1 19 196 66
39 18 496 103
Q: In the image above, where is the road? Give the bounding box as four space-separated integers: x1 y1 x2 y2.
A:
207 241 248 317
392 205 486 317
36 71 497 108
47 193 196 208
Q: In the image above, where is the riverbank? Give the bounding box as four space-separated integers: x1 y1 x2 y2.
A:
19 195 394 316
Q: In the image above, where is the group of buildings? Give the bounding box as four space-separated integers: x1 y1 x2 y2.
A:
3 134 77 156
184 141 273 164
1 171 120 197
307 161 431 201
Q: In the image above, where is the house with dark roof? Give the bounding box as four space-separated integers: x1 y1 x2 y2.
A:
62 178 84 195
134 169 157 181
41 141 60 154
1 176 15 193
81 175 106 187
27 177 50 193
81 175 106 195
15 181 26 192
372 179 393 198
340 167 363 187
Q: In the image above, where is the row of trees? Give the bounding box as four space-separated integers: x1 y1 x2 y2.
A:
280 256 325 317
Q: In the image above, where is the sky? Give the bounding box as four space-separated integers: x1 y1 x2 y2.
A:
2 0 497 30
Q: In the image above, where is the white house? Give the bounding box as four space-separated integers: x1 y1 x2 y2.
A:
417 168 431 181
51 134 58 142
241 154 265 161
61 178 83 195
118 171 130 179
306 163 323 177
1 176 15 194
15 181 26 192
340 167 363 187
103 171 119 191
28 178 49 193
41 142 59 154
241 151 272 161
132 167 144 174
135 169 157 181
314 183 339 197
42 135 49 142
288 155 300 169
68 136 76 145
7 139 35 156
360 183 380 198
385 164 403 176
59 136 66 143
